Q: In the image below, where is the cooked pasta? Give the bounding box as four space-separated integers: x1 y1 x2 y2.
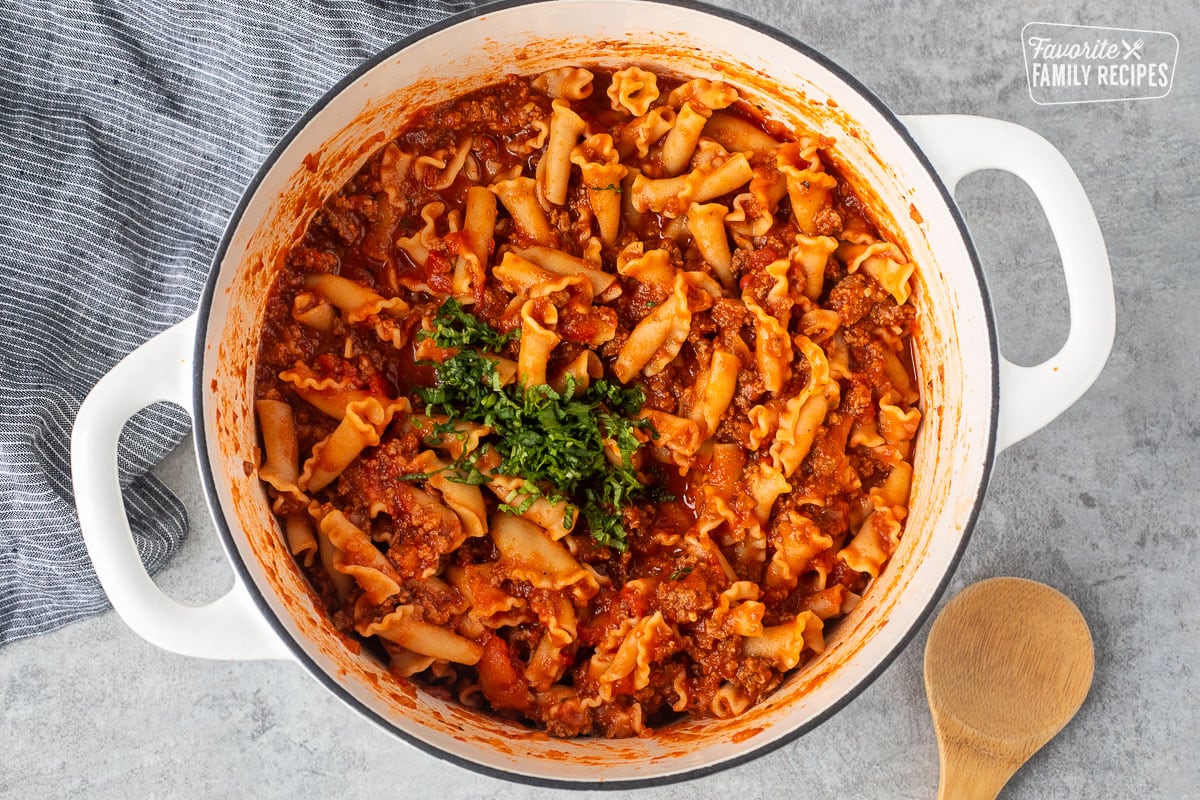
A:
255 67 920 739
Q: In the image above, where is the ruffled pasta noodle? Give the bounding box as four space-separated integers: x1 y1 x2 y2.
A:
606 66 659 116
618 105 676 160
686 202 735 287
702 110 781 155
630 149 753 218
255 399 301 502
841 240 916 305
727 164 788 240
510 244 619 300
299 397 408 492
777 137 839 236
613 271 698 382
686 346 740 438
319 509 403 603
290 291 336 332
489 176 553 243
454 185 497 303
283 513 317 566
570 134 628 246
362 605 484 665
539 100 587 206
254 66 922 739
517 299 561 386
532 66 594 100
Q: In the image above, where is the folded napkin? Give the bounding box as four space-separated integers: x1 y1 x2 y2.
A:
0 0 473 644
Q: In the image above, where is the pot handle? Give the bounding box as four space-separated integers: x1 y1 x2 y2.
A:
71 315 293 660
900 115 1114 452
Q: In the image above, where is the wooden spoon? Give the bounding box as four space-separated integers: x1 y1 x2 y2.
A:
924 577 1094 799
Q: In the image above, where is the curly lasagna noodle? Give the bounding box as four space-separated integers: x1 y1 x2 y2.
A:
255 66 920 738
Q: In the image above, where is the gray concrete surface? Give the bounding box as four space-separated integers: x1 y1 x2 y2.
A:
4 0 1198 797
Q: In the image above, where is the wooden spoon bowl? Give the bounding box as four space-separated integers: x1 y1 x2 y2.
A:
924 577 1094 799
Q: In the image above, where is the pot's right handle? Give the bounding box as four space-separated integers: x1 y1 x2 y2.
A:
901 115 1115 452
70 315 292 661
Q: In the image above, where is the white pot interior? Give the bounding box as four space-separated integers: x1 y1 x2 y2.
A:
198 0 995 784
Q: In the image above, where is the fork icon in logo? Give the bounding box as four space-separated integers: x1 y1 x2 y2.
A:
1122 38 1145 60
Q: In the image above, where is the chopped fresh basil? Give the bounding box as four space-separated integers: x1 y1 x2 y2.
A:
413 299 655 549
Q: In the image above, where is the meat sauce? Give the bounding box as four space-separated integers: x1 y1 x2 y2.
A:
255 67 920 737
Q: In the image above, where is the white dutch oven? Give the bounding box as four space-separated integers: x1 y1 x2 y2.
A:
70 0 1114 787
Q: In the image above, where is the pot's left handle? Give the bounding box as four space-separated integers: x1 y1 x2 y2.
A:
71 315 293 661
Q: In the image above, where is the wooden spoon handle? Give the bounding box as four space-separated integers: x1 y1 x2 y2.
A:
935 734 1022 800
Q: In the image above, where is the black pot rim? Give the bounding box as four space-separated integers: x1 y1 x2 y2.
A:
192 0 999 790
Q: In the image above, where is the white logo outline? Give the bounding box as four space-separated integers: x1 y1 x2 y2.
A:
1022 21 1179 106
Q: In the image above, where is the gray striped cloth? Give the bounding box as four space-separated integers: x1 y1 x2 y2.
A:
0 0 474 644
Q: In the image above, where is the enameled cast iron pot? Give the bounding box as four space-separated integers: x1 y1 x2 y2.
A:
71 0 1115 787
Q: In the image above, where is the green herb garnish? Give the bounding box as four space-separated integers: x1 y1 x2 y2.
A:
416 298 517 353
669 566 694 580
448 444 491 486
591 183 622 194
414 300 653 550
